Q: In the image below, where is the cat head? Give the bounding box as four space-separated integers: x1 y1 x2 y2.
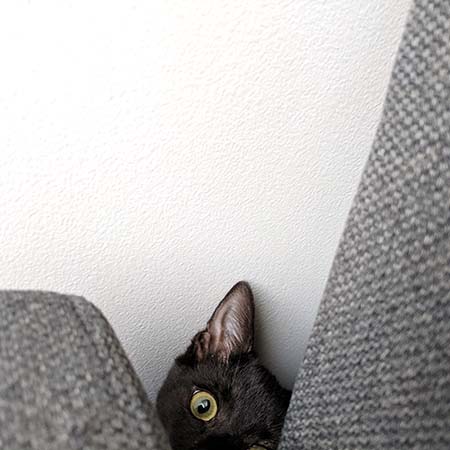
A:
156 281 291 450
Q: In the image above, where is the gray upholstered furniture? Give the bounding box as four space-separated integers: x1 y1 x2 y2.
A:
1 0 449 448
0 292 170 450
280 0 450 448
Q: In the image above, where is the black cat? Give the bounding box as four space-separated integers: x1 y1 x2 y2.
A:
157 281 291 450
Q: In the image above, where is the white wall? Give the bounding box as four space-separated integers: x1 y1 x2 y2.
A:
0 0 410 400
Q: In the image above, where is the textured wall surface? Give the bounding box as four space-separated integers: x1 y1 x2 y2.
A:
0 0 410 400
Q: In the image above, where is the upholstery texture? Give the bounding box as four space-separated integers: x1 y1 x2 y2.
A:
280 1 450 449
0 291 170 450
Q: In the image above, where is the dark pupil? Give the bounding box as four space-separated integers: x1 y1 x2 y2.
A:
197 399 210 414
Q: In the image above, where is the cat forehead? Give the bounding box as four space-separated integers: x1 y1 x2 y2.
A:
172 354 255 388
167 356 284 412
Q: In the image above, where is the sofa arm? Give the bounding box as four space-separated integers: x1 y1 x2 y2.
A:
0 290 170 450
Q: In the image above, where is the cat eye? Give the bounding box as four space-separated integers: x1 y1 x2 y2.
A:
189 390 218 422
249 446 267 450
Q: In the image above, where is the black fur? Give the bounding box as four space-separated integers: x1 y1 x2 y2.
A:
156 282 291 450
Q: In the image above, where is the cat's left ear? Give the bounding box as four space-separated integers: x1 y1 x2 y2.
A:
189 281 255 364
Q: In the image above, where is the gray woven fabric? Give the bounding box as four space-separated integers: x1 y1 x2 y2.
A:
0 291 170 450
280 1 450 449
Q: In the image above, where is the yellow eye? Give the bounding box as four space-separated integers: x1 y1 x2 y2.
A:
189 390 218 422
249 446 267 450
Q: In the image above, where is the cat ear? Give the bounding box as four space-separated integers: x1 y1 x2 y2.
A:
191 281 255 363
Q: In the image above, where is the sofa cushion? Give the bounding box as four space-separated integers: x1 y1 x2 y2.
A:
0 291 170 450
280 1 450 448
